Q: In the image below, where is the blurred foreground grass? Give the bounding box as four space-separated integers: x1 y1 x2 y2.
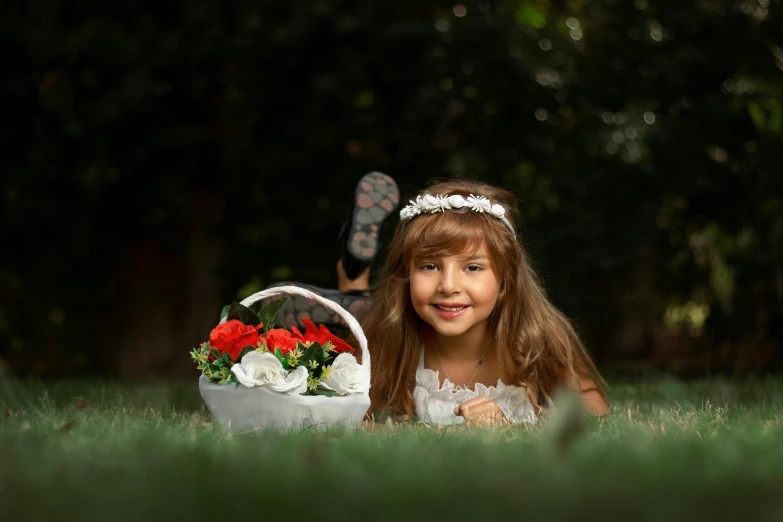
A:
1 376 783 521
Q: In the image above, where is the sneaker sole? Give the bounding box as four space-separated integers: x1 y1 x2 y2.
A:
347 171 400 261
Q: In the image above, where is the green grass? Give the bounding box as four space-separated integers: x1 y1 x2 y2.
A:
2 376 783 521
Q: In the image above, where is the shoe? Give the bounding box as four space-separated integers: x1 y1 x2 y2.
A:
339 171 400 280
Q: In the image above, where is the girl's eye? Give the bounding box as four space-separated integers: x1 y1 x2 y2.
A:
465 264 483 272
421 263 438 271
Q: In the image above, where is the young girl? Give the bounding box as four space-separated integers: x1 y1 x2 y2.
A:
360 179 609 426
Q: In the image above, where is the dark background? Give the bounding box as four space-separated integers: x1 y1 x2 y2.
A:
2 0 782 379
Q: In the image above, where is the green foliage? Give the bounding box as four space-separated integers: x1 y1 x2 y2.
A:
190 343 239 384
311 388 337 397
2 0 782 376
254 299 286 334
235 346 256 363
298 342 326 375
515 3 548 29
225 303 259 326
269 340 338 394
271 347 289 370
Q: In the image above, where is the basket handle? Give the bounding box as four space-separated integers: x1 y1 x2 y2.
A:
234 285 370 372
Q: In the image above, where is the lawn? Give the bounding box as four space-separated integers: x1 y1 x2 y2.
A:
1 376 782 521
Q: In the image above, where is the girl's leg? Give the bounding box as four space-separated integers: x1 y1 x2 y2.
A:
337 260 370 294
262 172 399 336
266 279 371 333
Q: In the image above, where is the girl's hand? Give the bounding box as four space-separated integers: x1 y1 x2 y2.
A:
455 396 508 427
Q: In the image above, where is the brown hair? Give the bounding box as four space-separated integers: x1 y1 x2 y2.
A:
361 178 607 417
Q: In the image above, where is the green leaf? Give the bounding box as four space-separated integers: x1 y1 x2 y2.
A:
312 388 337 397
236 346 255 362
281 352 290 371
219 305 230 322
220 367 239 384
255 298 286 334
298 342 325 370
226 302 260 326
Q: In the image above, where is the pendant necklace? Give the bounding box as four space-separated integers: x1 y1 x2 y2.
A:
433 342 489 391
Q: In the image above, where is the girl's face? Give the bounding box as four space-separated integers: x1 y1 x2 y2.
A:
409 243 501 341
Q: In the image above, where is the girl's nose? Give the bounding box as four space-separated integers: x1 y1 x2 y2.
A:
437 266 460 294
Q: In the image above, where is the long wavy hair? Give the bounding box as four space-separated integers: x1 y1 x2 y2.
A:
361 179 607 417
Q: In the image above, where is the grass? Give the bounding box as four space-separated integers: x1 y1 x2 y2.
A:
1 376 783 521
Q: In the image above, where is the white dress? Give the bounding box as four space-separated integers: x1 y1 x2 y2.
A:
413 349 537 425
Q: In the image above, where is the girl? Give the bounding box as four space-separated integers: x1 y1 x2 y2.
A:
361 179 609 426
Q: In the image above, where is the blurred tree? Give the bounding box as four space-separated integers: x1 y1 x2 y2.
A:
0 0 781 377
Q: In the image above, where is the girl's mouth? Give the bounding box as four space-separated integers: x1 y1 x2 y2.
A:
432 304 469 318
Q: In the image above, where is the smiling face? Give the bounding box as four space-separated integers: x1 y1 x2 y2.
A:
409 243 501 342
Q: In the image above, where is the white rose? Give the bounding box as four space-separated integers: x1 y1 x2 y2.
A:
270 365 308 395
231 351 285 387
490 204 506 219
419 194 440 212
231 352 308 396
447 195 466 209
320 353 370 395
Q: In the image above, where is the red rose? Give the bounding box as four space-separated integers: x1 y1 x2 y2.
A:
265 328 304 355
209 320 261 361
295 318 355 354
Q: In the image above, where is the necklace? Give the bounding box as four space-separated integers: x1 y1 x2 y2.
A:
433 342 488 391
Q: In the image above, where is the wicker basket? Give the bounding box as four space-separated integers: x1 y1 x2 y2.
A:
199 285 371 431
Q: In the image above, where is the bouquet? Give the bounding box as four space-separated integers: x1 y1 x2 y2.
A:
191 298 369 397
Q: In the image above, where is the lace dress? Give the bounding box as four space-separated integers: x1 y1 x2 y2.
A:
413 349 537 425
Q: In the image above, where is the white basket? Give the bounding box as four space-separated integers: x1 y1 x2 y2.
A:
199 285 371 431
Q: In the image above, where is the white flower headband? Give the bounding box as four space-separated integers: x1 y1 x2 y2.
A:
399 193 515 234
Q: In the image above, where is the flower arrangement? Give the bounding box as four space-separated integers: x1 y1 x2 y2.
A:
191 298 368 397
398 193 506 221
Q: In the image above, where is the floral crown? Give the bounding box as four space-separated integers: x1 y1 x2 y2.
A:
399 193 515 233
